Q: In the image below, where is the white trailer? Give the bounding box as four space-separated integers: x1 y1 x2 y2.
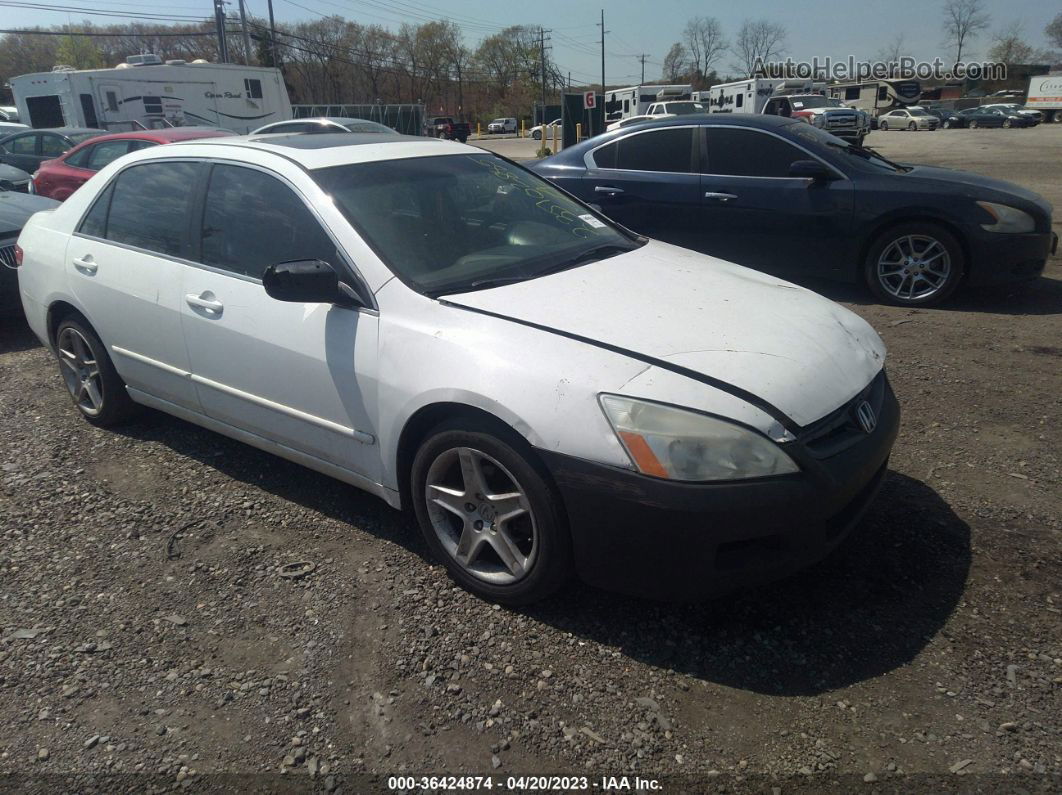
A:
704 78 814 114
11 57 291 134
825 79 921 118
1025 74 1062 123
603 84 692 122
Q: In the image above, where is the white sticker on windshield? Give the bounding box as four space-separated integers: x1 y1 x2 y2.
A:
579 213 606 229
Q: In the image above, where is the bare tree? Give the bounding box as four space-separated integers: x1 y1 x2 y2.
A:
662 42 688 82
876 33 906 65
987 22 1034 64
683 17 726 86
731 19 787 78
941 0 990 65
1046 12 1062 50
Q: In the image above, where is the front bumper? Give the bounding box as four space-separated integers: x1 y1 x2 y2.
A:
540 373 900 600
964 227 1057 286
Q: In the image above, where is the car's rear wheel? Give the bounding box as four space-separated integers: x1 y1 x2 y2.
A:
969 119 979 129
864 222 965 307
411 417 572 604
54 317 138 426
1003 118 1012 128
532 130 541 140
943 119 953 128
879 120 889 131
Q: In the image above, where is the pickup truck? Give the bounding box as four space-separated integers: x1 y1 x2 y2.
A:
425 116 470 143
762 94 870 147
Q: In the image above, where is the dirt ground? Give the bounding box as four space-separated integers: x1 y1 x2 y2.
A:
1 126 1059 793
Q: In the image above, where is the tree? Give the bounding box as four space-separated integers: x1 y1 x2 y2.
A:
731 19 787 78
662 42 688 82
941 0 990 65
876 33 906 65
683 16 726 87
1046 13 1062 50
56 27 105 69
987 22 1034 64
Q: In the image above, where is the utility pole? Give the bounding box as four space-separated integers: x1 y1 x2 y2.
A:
213 0 229 63
539 27 551 128
267 0 280 67
237 0 253 65
596 9 607 136
632 53 649 84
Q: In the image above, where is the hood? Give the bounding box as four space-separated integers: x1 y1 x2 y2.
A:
0 191 60 237
903 165 1052 215
446 241 885 428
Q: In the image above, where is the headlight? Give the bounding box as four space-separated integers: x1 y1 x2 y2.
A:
599 395 799 481
977 201 1036 233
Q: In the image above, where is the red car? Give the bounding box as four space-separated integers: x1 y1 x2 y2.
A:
32 127 233 200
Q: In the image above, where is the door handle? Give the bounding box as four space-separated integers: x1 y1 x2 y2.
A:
704 192 738 202
595 185 624 195
185 292 224 313
72 256 97 274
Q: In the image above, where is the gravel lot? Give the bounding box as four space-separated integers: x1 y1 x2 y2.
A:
1 126 1060 792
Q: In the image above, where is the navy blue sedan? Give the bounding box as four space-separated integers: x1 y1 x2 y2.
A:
531 115 1056 306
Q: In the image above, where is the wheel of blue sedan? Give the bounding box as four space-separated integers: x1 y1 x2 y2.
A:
864 223 964 307
411 419 572 604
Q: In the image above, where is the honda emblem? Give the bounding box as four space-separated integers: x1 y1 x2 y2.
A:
855 400 877 434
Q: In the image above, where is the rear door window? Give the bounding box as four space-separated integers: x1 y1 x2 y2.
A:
87 140 134 171
704 128 808 178
8 134 36 154
199 164 337 279
40 134 68 156
592 127 695 173
104 161 200 258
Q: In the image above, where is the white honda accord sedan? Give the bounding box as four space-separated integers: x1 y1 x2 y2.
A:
16 133 899 604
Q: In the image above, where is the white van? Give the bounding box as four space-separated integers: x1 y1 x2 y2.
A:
487 117 517 134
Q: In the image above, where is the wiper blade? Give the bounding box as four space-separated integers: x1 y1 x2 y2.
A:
437 244 635 295
539 243 633 273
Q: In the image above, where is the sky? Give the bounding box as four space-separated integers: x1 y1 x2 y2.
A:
3 0 1059 86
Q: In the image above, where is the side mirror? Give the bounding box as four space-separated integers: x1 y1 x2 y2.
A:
788 159 832 182
262 260 362 306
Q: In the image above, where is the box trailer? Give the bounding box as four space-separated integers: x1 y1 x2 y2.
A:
704 78 814 114
603 84 693 122
825 79 921 119
1025 75 1062 123
11 56 291 134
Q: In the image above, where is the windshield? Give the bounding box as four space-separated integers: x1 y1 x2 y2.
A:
343 120 391 133
826 98 845 107
791 95 829 109
490 119 507 124
313 154 640 296
666 102 705 114
786 123 906 173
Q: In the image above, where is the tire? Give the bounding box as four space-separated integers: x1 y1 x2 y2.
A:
532 130 541 140
1003 119 1012 128
879 120 889 131
943 119 953 129
908 122 916 131
969 120 978 129
410 416 573 605
54 317 139 427
864 222 965 307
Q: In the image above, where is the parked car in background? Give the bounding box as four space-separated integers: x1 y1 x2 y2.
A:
1 187 58 315
252 117 394 135
0 164 32 192
32 127 233 201
923 107 963 128
980 103 1042 125
0 122 29 137
532 115 1056 307
763 94 869 146
17 133 899 603
645 100 706 116
528 119 561 140
607 113 672 131
877 108 939 130
0 128 104 174
486 117 517 134
424 116 470 143
0 106 19 123
957 107 1034 129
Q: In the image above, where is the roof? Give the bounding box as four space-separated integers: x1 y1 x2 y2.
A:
165 132 474 168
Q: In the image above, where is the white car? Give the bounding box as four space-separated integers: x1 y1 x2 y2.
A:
528 119 561 140
605 114 674 132
486 117 517 134
15 135 898 604
645 101 706 116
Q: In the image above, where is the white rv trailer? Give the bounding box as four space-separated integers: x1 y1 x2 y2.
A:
11 56 291 134
703 78 815 114
825 79 921 117
603 84 693 122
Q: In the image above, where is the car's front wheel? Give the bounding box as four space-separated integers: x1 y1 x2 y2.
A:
1003 118 1012 128
879 120 889 131
864 223 965 307
532 130 541 140
54 317 138 426
908 121 917 131
411 417 573 604
969 119 979 129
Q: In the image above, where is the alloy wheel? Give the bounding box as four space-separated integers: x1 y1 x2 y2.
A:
969 120 978 129
908 122 916 131
57 327 104 416
880 121 888 131
876 234 952 302
424 446 538 585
